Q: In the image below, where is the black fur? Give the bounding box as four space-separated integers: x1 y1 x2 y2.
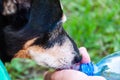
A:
0 0 9 62
1 0 81 63
0 0 31 62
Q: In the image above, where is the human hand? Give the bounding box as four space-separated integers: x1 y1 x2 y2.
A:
44 47 106 80
44 70 106 80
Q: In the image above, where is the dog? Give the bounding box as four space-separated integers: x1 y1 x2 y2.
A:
0 0 31 62
0 0 9 62
0 0 81 69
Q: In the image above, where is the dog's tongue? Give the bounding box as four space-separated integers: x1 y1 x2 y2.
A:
70 47 94 75
70 47 91 70
56 62 94 76
70 62 94 76
56 61 94 76
57 47 94 76
70 63 81 70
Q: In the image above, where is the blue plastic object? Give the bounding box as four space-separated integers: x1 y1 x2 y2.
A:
0 60 11 80
79 51 120 80
94 51 120 80
79 62 94 76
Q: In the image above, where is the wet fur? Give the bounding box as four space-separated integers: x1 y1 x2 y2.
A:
0 0 81 69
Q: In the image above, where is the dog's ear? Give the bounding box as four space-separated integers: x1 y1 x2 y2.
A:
29 0 63 32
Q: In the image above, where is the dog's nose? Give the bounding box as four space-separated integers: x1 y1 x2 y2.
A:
73 54 82 64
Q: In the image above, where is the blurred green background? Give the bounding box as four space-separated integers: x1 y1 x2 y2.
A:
62 0 120 62
5 0 120 80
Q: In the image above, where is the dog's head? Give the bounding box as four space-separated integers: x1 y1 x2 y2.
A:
3 0 81 69
27 0 82 69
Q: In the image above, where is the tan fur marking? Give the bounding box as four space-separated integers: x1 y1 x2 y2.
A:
23 38 38 49
15 50 31 58
14 38 38 58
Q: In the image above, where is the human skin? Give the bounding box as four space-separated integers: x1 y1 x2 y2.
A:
44 47 106 80
44 70 106 80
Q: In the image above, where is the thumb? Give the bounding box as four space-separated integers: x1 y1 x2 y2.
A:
45 70 88 80
79 47 91 63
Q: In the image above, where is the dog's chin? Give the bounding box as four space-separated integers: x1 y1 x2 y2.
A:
38 63 72 70
28 50 74 69
29 57 70 70
32 58 73 70
37 59 81 70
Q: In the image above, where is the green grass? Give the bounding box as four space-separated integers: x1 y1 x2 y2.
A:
5 0 120 79
62 0 120 62
6 59 49 80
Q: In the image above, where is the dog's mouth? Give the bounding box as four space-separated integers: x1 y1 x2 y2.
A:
55 62 81 71
70 62 81 70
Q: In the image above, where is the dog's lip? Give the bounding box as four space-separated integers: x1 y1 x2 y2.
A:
56 62 81 71
70 62 81 70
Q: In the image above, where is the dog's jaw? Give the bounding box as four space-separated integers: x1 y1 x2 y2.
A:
28 36 76 69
